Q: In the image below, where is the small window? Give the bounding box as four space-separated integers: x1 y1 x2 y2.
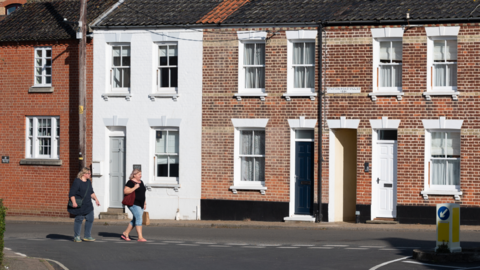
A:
26 116 60 159
155 129 179 179
34 47 52 86
430 131 460 186
239 130 265 181
293 42 315 89
158 44 178 90
111 45 131 90
243 43 265 89
378 130 397 140
433 40 457 88
295 130 314 140
379 41 402 88
6 4 21 15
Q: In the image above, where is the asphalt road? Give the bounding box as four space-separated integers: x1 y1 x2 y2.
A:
5 222 480 270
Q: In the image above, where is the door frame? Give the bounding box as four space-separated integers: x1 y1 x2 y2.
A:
107 127 126 209
371 129 398 220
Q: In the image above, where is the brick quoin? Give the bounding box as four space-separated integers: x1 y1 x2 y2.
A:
0 40 93 217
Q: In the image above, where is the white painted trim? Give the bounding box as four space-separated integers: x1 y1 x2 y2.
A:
423 92 459 101
421 117 463 129
284 215 316 222
234 93 268 101
425 26 460 37
371 28 404 38
283 93 317 101
288 117 317 129
369 92 404 101
328 129 335 222
371 129 378 220
369 117 401 129
420 190 462 200
148 117 182 127
286 38 316 94
371 37 403 94
237 39 266 95
231 118 269 128
285 30 317 40
103 115 128 126
237 31 267 40
372 140 398 219
229 185 267 195
327 117 360 129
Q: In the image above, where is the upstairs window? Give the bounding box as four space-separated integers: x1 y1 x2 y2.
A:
242 42 265 91
379 41 402 90
433 40 457 89
111 45 130 91
293 42 315 89
158 44 178 91
34 47 52 87
6 4 21 15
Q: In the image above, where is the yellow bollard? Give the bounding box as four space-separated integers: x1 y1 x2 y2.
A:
436 203 461 253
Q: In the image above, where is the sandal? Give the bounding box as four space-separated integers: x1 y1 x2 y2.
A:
121 234 131 241
137 238 147 242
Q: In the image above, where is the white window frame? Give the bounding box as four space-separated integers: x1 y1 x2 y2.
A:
109 43 131 93
26 116 59 159
34 47 52 87
156 42 178 93
153 128 179 184
287 39 316 94
372 38 403 92
237 32 266 95
234 128 266 185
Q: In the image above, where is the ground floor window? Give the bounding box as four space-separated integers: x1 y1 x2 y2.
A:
429 131 460 187
26 116 59 159
239 130 265 181
155 129 179 180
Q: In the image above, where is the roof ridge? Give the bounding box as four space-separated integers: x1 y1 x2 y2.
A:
197 0 250 24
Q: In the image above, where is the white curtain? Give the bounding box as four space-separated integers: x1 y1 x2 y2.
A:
241 157 254 181
447 160 460 185
255 44 265 65
447 64 457 86
254 131 265 155
306 66 314 88
245 68 255 88
293 43 303 64
434 40 445 61
434 64 446 87
446 132 460 157
432 160 446 185
380 41 390 61
254 158 265 181
257 67 265 88
380 66 391 87
240 131 253 155
294 67 305 88
393 65 402 87
432 132 460 186
446 40 457 61
305 43 315 64
392 41 402 61
431 132 445 156
244 44 254 65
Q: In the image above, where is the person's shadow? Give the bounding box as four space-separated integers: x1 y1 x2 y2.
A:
46 234 72 240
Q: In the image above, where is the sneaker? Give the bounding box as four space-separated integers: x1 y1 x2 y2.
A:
74 236 82 242
82 237 96 242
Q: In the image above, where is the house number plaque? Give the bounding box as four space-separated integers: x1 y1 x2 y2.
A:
1 156 9 163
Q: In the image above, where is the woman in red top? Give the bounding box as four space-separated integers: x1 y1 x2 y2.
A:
121 169 147 242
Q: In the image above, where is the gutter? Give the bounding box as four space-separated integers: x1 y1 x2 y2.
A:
316 23 323 223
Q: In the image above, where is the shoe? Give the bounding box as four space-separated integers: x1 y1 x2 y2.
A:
121 234 131 241
82 237 96 242
137 238 147 242
74 236 82 242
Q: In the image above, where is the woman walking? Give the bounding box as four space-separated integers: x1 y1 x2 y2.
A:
121 169 147 242
68 167 100 242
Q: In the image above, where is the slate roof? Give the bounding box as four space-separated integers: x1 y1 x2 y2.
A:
0 0 117 42
95 0 480 27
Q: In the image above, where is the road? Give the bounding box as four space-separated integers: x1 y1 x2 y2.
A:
5 222 480 270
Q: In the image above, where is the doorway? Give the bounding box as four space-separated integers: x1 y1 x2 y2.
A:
374 130 398 218
294 133 314 215
109 136 125 208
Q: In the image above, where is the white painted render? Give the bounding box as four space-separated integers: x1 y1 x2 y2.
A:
92 29 203 220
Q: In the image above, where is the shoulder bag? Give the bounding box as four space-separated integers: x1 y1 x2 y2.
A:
68 181 90 208
122 181 136 206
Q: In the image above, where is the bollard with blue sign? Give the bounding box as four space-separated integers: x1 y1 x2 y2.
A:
436 203 461 253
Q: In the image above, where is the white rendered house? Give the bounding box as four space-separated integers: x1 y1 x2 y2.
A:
90 28 203 220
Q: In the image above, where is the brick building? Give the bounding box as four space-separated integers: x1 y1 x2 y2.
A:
0 0 115 216
0 0 26 20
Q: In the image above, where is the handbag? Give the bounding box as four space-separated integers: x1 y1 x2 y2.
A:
142 211 150 226
122 184 136 206
68 181 90 208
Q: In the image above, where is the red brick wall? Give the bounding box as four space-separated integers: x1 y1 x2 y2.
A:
201 27 325 203
0 39 93 216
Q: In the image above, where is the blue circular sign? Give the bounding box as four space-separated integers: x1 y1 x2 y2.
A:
438 206 450 220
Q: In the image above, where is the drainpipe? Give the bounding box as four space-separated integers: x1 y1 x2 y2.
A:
316 23 323 223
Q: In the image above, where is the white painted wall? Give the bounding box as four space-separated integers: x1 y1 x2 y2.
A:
92 29 203 220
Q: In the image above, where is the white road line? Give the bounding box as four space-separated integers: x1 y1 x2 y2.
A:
379 249 399 251
44 259 69 270
369 256 410 270
226 243 249 246
324 245 348 247
147 243 167 245
345 248 369 250
309 247 333 249
360 246 385 248
178 244 199 246
242 246 265 248
402 261 460 268
195 242 217 245
163 241 184 243
277 247 299 249
209 245 231 248
15 253 26 257
292 245 314 247
4 248 11 250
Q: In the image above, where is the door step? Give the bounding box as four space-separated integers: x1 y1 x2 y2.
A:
374 217 395 221
107 208 124 214
99 212 128 219
366 218 398 224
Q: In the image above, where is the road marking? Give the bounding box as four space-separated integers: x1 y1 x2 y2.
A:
324 245 348 247
369 256 410 270
345 248 369 250
402 261 460 268
360 246 385 248
4 248 11 250
178 244 199 246
258 244 281 247
44 258 69 270
209 245 231 248
242 246 265 248
379 249 399 251
309 247 333 249
163 241 184 243
292 244 314 247
277 247 299 249
195 242 217 245
15 253 26 257
147 243 167 245
226 243 249 246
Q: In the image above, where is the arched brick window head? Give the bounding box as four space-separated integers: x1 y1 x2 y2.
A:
6 4 21 15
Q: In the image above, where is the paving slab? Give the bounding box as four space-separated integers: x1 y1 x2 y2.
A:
2 248 59 270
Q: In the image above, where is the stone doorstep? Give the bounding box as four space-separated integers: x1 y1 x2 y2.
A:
107 208 124 214
98 212 128 220
366 220 399 224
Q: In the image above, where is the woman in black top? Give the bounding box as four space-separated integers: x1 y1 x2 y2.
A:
121 169 147 242
68 167 100 242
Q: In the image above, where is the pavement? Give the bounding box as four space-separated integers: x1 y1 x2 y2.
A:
3 215 480 270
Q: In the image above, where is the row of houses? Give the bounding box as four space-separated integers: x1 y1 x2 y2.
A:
1 0 480 224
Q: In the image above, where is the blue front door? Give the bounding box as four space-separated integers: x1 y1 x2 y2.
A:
295 141 314 215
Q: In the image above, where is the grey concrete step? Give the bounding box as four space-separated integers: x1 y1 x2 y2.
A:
107 208 124 214
366 220 399 224
99 212 128 220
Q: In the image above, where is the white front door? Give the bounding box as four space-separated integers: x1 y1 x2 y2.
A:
110 137 125 208
376 141 397 218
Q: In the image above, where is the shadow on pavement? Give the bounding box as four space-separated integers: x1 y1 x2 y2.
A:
98 232 122 238
46 234 72 240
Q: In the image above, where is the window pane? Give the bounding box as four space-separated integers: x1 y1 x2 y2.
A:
434 64 446 87
378 130 397 140
29 118 33 136
113 68 122 88
169 45 178 65
46 49 51 58
446 40 457 61
170 68 178 87
39 138 51 155
123 68 130 87
241 157 254 181
160 68 169 87
36 50 42 57
392 41 402 61
155 133 166 153
379 41 390 61
448 64 457 87
447 159 460 185
46 68 51 75
446 132 460 157
294 67 305 88
36 59 42 67
255 157 265 181
169 156 179 177
46 59 52 66
431 132 445 157
255 44 265 65
393 65 402 87
57 119 60 136
432 159 446 185
380 66 391 87
257 67 265 88
159 46 168 66
156 156 168 177
36 76 42 84
36 68 42 76
122 47 131 66
244 44 254 65
46 76 51 84
306 67 315 88
296 130 314 139
245 67 255 88
167 131 179 153
240 131 253 155
112 47 121 66
253 131 265 155
293 43 304 64
305 43 315 65
434 40 445 61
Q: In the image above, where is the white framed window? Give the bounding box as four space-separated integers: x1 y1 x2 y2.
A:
154 129 179 183
372 39 402 92
238 130 265 182
426 130 460 190
110 44 130 92
26 116 59 159
34 47 52 87
157 43 178 91
238 41 265 93
288 41 315 92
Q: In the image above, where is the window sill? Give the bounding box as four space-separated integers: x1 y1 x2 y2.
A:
283 93 317 101
420 190 462 200
20 159 62 166
234 93 268 101
230 185 267 195
101 93 132 101
423 92 459 101
148 92 179 101
148 183 180 192
29 86 54 93
369 92 404 101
